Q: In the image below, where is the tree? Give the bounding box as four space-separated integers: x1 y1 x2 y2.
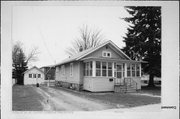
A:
66 25 105 56
12 41 39 85
122 6 161 87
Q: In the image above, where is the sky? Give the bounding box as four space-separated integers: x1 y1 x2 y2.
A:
12 6 131 68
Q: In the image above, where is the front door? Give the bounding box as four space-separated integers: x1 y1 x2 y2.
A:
115 64 124 85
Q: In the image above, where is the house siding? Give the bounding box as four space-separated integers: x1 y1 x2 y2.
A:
85 45 127 60
83 77 115 92
24 68 44 85
55 61 83 90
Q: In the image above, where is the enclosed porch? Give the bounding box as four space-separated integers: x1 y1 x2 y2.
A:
82 58 142 92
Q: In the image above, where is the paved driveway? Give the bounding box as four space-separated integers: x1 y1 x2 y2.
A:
36 86 114 111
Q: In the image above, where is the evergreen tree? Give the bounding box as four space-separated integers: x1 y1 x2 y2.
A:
12 46 28 85
12 42 39 85
122 6 161 87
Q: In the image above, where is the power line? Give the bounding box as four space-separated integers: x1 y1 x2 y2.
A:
31 7 56 65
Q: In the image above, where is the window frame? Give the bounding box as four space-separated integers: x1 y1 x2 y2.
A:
29 74 32 78
102 51 111 58
38 74 41 78
33 74 36 78
84 61 92 77
61 65 65 76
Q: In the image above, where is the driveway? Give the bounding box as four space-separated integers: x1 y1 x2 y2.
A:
36 86 114 111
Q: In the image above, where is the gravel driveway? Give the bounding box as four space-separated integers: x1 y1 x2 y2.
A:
36 86 114 111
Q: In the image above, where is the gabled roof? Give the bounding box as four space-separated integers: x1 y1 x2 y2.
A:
23 66 44 74
55 40 132 66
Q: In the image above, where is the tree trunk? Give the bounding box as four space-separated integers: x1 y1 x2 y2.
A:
148 74 155 87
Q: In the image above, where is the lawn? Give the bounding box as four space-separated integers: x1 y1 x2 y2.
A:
140 85 161 96
12 85 44 111
51 86 161 108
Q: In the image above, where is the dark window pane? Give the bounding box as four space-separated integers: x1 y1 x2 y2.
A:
96 70 101 76
38 74 41 78
102 62 106 69
102 70 106 76
96 61 101 68
108 62 112 69
117 72 122 78
108 70 112 77
127 71 131 77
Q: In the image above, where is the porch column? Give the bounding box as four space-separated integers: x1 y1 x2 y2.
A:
139 63 142 77
112 62 114 77
92 61 96 77
124 63 127 78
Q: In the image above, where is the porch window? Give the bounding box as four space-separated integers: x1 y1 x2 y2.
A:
84 61 92 76
127 64 131 77
116 64 122 78
102 62 107 76
132 64 136 77
96 61 101 76
114 63 117 77
108 62 112 77
136 64 140 77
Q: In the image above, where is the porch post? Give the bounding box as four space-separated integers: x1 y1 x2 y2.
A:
92 61 96 77
139 63 142 77
124 63 127 78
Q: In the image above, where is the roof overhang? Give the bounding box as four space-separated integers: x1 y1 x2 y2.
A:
81 57 147 63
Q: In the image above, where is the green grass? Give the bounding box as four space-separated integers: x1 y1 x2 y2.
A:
51 86 161 108
12 85 44 111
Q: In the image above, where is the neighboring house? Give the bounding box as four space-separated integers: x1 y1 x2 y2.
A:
23 66 45 85
141 75 161 85
40 65 55 82
54 40 144 92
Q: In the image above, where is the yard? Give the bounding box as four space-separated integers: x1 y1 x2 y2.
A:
12 85 44 111
51 86 161 108
12 85 161 111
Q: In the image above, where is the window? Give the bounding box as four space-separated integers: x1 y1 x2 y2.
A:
29 74 32 78
84 61 92 76
102 51 111 58
70 63 73 76
127 64 131 77
33 74 36 78
96 61 101 76
108 62 112 77
116 64 122 78
136 64 140 77
114 63 117 77
38 74 41 78
102 62 107 76
127 64 141 77
61 65 65 76
132 64 136 77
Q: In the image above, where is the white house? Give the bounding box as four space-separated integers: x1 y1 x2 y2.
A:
23 66 45 85
54 40 145 92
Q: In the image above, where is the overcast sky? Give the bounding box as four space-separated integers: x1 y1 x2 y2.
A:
12 6 131 68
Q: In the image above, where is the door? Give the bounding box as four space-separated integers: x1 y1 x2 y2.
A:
115 64 124 85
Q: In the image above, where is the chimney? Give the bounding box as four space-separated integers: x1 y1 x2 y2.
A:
79 46 83 52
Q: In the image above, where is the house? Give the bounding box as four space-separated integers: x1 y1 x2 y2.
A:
23 66 45 85
54 40 143 92
40 65 55 82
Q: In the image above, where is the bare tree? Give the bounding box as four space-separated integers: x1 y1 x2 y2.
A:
26 46 40 64
66 25 105 56
12 41 40 65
